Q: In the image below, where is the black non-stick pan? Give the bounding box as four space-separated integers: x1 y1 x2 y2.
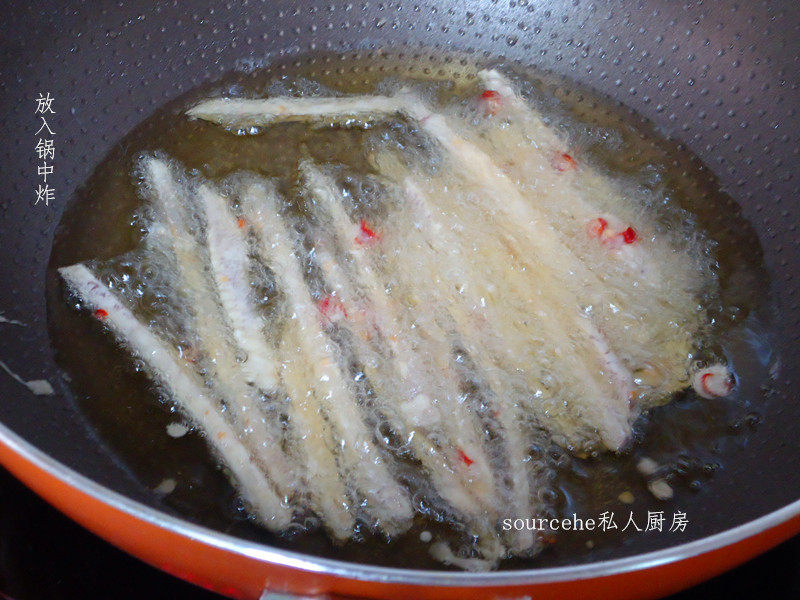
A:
1 1 799 598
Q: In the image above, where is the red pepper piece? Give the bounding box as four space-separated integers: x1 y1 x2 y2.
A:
479 89 503 116
700 372 733 397
621 227 638 244
587 217 609 238
589 219 640 248
457 448 475 467
354 219 381 246
93 309 109 320
552 152 577 172
237 218 247 229
317 294 348 326
700 373 713 395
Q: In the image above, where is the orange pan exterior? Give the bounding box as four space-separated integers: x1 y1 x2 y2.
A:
0 423 798 600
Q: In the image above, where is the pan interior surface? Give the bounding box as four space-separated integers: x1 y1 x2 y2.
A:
0 0 798 578
47 50 775 570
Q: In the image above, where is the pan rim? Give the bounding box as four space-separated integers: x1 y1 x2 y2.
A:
0 419 797 586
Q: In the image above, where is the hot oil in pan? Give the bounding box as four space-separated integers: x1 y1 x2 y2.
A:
46 51 772 569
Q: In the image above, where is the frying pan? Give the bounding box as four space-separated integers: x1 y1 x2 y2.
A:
1 1 799 598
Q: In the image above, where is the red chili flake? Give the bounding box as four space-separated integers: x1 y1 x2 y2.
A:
587 217 609 238
317 294 348 325
700 373 714 395
237 217 247 229
457 448 475 467
700 372 732 397
552 152 577 172
93 309 109 320
479 89 503 116
354 219 381 246
621 226 638 244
